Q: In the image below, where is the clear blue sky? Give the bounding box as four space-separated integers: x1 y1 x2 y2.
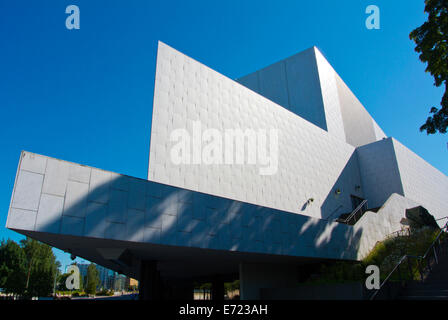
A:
0 0 446 270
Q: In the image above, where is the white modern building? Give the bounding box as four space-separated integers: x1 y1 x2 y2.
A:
6 42 448 299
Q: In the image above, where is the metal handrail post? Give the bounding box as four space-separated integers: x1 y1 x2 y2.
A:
427 255 432 274
407 256 413 280
417 259 424 281
370 220 448 299
340 199 368 224
433 247 438 265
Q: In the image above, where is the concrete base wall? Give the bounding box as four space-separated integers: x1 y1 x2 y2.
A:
260 282 366 300
239 263 299 300
259 282 402 300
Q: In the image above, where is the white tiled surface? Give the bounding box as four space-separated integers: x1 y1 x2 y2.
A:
7 152 428 261
314 49 346 141
356 138 404 209
69 164 91 184
392 138 448 222
43 158 70 197
237 46 386 148
372 119 387 141
149 42 364 220
64 180 89 218
4 151 376 260
85 202 107 238
20 152 47 174
7 208 37 231
36 194 64 233
11 170 43 211
357 137 448 222
334 74 380 147
354 193 419 259
256 61 290 112
237 47 328 133
6 44 447 263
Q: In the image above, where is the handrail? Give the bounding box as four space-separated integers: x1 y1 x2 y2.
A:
339 200 368 224
422 221 447 258
370 220 448 300
386 216 448 239
385 228 411 239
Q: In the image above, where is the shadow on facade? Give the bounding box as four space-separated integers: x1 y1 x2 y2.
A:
320 152 364 221
21 171 364 298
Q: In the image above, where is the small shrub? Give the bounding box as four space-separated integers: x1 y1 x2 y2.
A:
96 289 114 296
304 226 442 284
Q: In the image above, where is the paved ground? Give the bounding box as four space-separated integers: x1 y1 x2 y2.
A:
68 293 138 300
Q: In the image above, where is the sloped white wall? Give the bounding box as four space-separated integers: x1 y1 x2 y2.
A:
356 138 404 209
149 42 364 220
357 137 448 223
314 48 346 142
8 152 430 263
373 119 387 141
237 46 387 148
334 73 381 147
8 151 362 260
237 47 328 133
392 138 448 222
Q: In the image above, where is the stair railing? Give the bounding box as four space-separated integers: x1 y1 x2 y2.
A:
369 220 448 300
338 200 368 225
385 228 411 239
436 216 448 223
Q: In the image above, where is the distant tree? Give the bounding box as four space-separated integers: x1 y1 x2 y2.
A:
69 262 83 291
0 238 60 297
57 273 71 291
85 264 100 295
410 0 448 134
0 240 27 295
224 280 240 295
199 282 212 300
54 260 61 293
79 269 84 291
21 238 59 297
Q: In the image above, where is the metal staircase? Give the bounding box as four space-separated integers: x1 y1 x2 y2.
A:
370 220 448 300
335 199 368 225
396 241 448 300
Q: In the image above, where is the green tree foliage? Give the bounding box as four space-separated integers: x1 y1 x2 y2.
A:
0 238 60 297
224 280 240 294
0 240 27 294
85 263 100 295
57 273 71 291
21 238 59 297
363 227 439 280
410 0 448 134
78 267 84 290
